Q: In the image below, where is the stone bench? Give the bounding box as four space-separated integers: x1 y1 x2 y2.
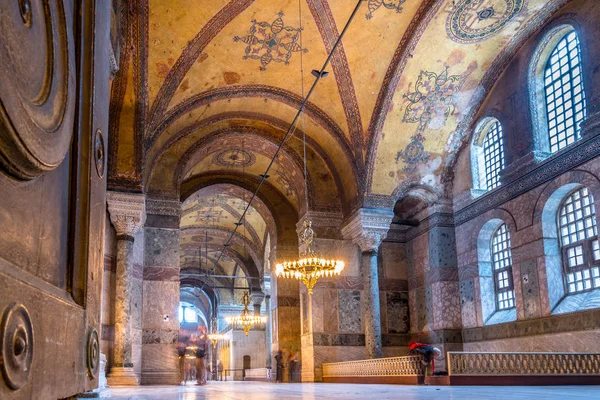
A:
244 368 272 382
448 352 600 385
322 356 425 384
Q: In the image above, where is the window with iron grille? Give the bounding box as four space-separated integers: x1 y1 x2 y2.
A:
482 120 505 190
491 224 515 310
544 31 586 153
558 186 600 294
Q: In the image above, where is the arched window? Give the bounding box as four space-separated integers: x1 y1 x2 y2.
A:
491 224 515 310
482 120 505 191
471 118 506 196
558 186 599 294
544 30 586 153
477 219 516 325
531 26 587 157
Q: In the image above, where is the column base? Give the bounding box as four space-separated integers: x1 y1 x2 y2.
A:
107 367 140 386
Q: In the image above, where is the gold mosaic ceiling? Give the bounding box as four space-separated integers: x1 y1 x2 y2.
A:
110 0 566 209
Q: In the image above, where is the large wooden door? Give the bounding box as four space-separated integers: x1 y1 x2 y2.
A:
0 1 111 398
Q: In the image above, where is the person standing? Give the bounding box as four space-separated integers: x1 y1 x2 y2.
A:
274 350 283 383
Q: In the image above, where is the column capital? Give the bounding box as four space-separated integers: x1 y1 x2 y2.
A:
341 208 394 252
250 291 265 306
107 191 146 237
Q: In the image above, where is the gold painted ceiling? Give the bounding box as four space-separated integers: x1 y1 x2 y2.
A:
109 0 570 286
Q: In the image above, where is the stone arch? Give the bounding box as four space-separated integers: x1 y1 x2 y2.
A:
477 216 517 326
470 115 505 196
533 169 600 314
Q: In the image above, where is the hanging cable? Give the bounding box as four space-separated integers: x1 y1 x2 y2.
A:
211 0 364 269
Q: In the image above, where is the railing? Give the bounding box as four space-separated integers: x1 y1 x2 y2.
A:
448 352 600 376
244 368 271 380
322 356 425 378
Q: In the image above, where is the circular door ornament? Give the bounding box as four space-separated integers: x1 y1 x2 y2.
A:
0 303 34 390
94 129 105 178
446 0 526 44
86 328 100 379
0 0 76 180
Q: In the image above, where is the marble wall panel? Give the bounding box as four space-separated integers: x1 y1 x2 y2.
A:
410 233 430 275
142 281 180 330
432 281 462 330
408 289 418 334
323 289 339 334
143 266 179 281
312 345 365 381
379 292 388 334
101 269 115 327
311 289 324 333
338 290 361 333
386 292 410 334
132 329 143 375
301 292 309 334
380 241 408 280
460 279 477 328
313 238 360 277
429 227 458 269
144 227 180 267
463 329 600 353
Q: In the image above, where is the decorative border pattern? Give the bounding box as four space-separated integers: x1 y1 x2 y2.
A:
448 352 600 376
322 355 425 377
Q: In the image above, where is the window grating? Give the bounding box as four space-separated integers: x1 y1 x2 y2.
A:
558 186 599 294
482 120 505 190
492 224 515 310
544 31 586 153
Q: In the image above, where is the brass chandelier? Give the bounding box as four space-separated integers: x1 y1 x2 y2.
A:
275 221 344 294
206 316 226 348
225 291 266 336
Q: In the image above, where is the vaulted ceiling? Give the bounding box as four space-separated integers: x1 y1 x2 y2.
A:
108 0 570 294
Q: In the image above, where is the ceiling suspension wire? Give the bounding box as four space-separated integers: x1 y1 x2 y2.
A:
211 0 364 272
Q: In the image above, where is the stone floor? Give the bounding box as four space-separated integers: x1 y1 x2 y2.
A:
101 381 600 399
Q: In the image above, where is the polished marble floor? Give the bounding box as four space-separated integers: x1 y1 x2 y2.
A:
102 381 600 399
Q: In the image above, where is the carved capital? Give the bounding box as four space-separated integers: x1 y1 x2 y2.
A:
107 191 146 237
250 291 265 306
341 208 394 252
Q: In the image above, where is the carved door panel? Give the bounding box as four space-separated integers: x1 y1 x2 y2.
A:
0 1 111 398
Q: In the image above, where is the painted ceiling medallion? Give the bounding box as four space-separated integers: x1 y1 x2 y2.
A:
446 0 526 44
214 149 255 168
233 12 308 71
366 0 406 20
397 66 463 172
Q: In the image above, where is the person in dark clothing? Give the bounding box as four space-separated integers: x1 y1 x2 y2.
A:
274 350 284 383
408 343 442 374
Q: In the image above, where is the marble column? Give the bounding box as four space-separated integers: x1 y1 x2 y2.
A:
342 208 394 359
265 295 272 369
106 191 146 386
